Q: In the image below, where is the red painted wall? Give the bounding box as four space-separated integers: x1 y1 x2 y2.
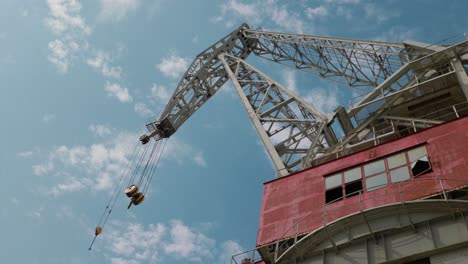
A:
257 117 468 246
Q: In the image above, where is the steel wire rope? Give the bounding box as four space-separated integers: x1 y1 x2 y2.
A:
140 140 163 193
128 141 150 186
143 139 167 195
89 140 141 250
137 139 160 187
143 140 167 193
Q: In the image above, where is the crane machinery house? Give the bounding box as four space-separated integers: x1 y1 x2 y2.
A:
141 24 468 264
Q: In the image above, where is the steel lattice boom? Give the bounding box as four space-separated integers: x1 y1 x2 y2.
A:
144 24 468 177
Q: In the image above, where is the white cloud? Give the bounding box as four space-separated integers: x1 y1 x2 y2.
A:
110 258 139 264
305 6 328 18
219 240 244 264
89 124 113 137
150 83 171 104
106 222 165 263
364 3 400 23
45 0 90 73
193 152 207 167
157 54 189 79
134 102 155 118
33 128 207 196
48 39 71 73
191 35 199 44
164 220 215 261
45 0 91 35
99 0 140 22
51 176 85 196
87 51 122 79
303 87 340 114
17 151 33 158
105 82 133 103
33 161 54 176
213 0 304 33
32 131 136 192
375 26 419 42
42 113 56 123
99 220 244 264
325 0 360 3
10 197 19 206
282 70 298 94
164 139 208 168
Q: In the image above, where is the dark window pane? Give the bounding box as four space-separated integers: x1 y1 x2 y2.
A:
326 187 343 203
404 257 431 264
345 180 363 197
411 155 432 176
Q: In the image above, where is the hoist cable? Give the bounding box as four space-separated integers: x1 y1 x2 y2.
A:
89 140 141 251
128 142 150 186
137 140 160 187
94 141 140 227
141 139 163 194
143 139 167 195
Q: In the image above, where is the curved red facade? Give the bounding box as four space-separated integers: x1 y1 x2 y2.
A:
257 116 468 246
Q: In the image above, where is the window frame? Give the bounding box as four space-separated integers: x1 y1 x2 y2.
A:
324 145 431 204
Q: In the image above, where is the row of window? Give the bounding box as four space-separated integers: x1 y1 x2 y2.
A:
325 145 432 203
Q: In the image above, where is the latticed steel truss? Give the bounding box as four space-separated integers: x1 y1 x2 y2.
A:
145 24 468 177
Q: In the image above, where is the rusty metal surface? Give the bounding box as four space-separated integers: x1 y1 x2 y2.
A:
257 116 468 246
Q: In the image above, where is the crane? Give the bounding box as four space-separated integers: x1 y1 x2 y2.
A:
90 24 468 251
141 23 468 178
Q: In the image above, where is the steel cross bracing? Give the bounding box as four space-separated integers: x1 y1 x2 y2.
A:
145 24 468 176
219 54 330 176
145 24 256 138
243 29 409 91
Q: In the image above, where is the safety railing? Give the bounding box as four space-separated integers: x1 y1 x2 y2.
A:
268 177 468 263
310 101 468 167
230 248 263 264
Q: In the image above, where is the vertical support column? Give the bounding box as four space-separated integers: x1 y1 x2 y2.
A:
219 54 289 177
452 58 468 100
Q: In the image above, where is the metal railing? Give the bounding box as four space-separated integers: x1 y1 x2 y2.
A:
231 177 468 264
268 177 468 263
311 101 468 167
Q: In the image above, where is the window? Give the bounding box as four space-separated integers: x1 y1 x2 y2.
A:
408 146 432 176
324 145 432 204
325 167 363 203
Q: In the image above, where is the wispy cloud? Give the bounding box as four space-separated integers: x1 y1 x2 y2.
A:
47 39 79 73
164 220 215 261
99 0 140 22
100 219 243 264
134 102 154 117
32 127 207 196
305 6 328 19
213 0 305 33
17 151 33 158
45 0 91 36
87 50 122 79
157 54 189 79
219 240 244 264
51 176 86 196
149 83 171 104
193 152 207 167
89 124 113 138
42 113 56 123
45 0 91 73
105 82 133 103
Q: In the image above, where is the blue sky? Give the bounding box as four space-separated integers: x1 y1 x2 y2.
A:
1 0 468 263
